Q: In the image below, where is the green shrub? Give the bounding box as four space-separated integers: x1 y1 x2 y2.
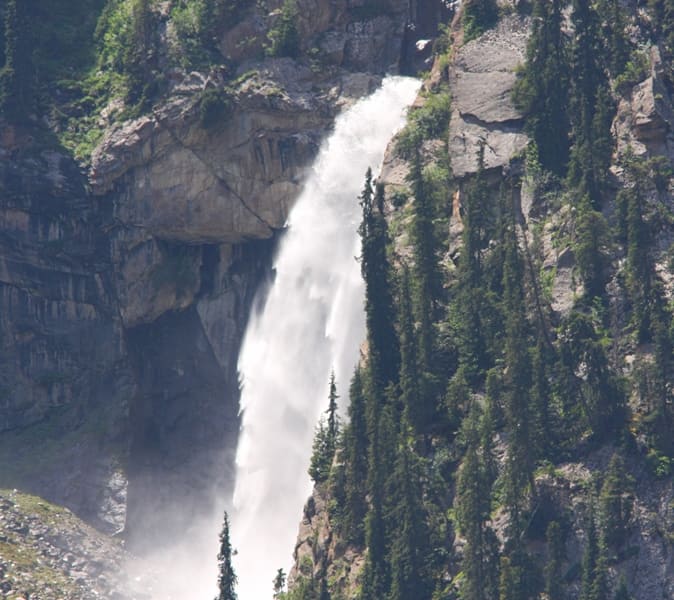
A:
199 87 233 129
614 51 650 95
462 0 499 42
646 448 672 479
267 0 300 58
396 88 451 157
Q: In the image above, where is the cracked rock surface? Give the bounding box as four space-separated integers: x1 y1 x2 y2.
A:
448 15 529 177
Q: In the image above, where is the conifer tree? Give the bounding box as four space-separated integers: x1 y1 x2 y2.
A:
0 0 35 123
597 0 630 77
273 569 286 599
215 511 237 600
455 405 499 600
513 0 570 175
361 404 393 600
544 521 566 600
408 150 441 374
343 368 368 545
501 217 534 522
326 372 339 459
454 144 490 382
530 338 554 460
388 432 432 600
359 171 400 391
568 0 612 206
309 374 341 483
498 552 528 600
398 265 425 433
574 194 606 299
599 454 632 550
613 577 632 600
580 504 609 600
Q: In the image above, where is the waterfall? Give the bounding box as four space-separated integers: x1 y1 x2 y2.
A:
230 76 420 600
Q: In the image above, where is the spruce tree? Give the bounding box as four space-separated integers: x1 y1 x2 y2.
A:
398 265 426 433
0 0 35 123
455 405 499 600
358 171 400 391
597 0 630 77
568 0 612 206
326 372 339 460
309 373 341 483
273 569 286 599
501 217 534 523
613 577 632 600
387 433 432 600
343 368 368 545
513 0 570 175
574 194 606 300
580 503 609 600
599 454 632 550
408 150 441 374
544 521 566 600
215 511 237 600
454 144 490 383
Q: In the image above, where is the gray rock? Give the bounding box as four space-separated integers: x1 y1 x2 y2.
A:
447 15 530 178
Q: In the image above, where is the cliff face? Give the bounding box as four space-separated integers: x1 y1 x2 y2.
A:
0 0 445 547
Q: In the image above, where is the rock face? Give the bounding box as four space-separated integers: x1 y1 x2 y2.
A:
0 0 441 557
614 47 674 160
447 14 529 178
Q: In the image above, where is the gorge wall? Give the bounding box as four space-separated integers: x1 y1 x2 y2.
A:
0 0 447 547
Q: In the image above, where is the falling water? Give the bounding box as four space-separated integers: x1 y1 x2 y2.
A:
230 76 420 600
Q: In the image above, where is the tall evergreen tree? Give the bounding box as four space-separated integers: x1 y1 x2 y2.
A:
361 404 395 600
387 433 433 600
408 150 441 374
580 504 609 600
599 454 632 551
215 511 237 600
454 144 491 382
343 368 368 545
501 217 535 524
309 374 341 484
359 171 400 391
398 265 427 433
455 405 499 600
326 372 339 458
597 0 630 77
568 0 613 206
513 0 570 175
544 521 566 600
0 0 35 123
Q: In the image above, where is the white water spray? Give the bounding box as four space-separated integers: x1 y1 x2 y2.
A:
230 76 420 600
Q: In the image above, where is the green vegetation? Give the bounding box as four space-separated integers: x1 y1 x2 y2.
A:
215 511 238 600
462 0 499 41
267 0 300 58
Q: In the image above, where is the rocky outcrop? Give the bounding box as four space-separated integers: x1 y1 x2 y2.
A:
614 47 674 160
447 14 529 177
0 489 137 600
